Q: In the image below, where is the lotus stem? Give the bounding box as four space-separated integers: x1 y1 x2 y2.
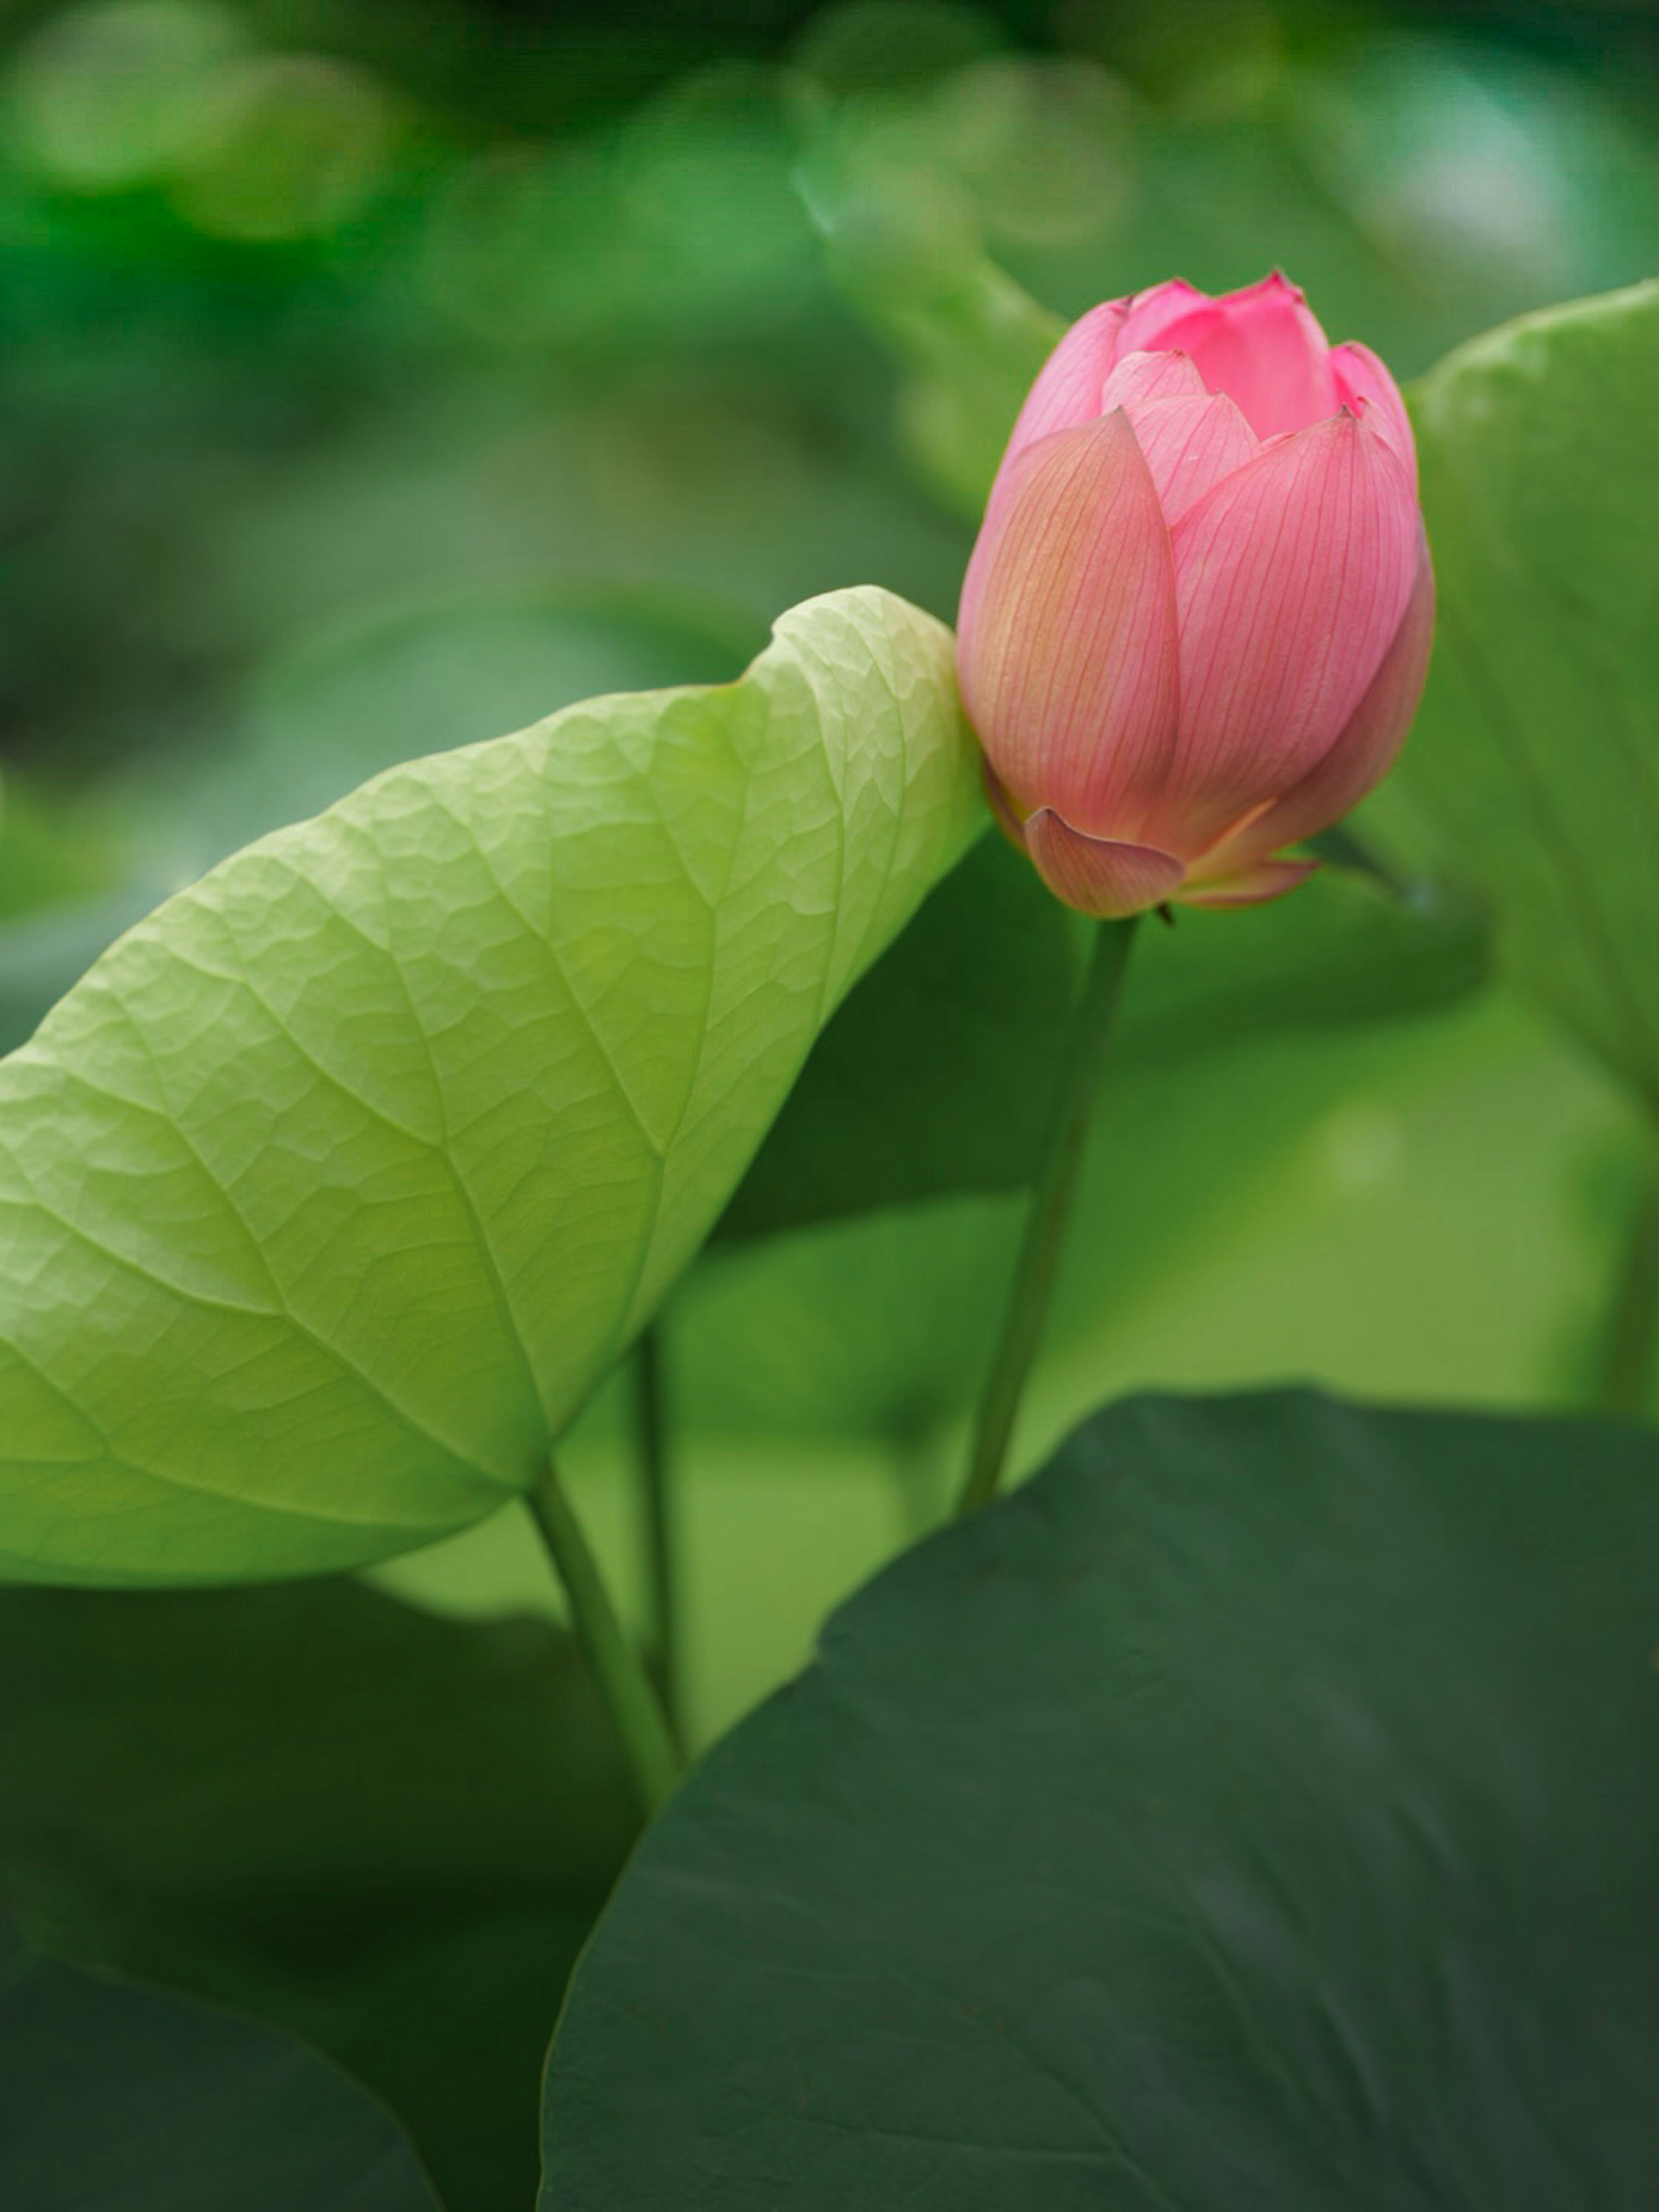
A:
956 914 1139 1516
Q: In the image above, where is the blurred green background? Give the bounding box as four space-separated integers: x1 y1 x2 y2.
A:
3 0 1656 1744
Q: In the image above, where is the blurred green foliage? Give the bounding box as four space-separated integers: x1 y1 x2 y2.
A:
3 0 1659 1874
5 0 1655 781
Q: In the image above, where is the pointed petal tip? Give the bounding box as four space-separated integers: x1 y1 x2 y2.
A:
1330 340 1417 484
1023 810 1186 918
1098 351 1209 412
1130 276 1205 312
1214 270 1310 314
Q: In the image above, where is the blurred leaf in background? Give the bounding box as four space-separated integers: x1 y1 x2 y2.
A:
0 1577 635 2210
1389 280 1659 1116
1 1913 439 2212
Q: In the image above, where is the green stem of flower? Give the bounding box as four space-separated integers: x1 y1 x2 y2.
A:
956 914 1140 1517
528 1456 681 1817
1599 1133 1659 1421
633 1323 684 1752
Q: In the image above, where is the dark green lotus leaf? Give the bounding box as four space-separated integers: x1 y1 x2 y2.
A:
543 1389 1659 2209
0 1916 438 2212
0 1575 637 2212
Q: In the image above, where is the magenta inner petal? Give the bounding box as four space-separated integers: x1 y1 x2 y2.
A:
1148 277 1338 440
1113 279 1211 357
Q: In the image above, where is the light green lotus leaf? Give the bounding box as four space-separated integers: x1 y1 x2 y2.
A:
1403 278 1659 1108
0 587 980 1583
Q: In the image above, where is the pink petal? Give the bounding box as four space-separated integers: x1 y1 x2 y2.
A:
1137 272 1339 440
1023 810 1186 918
957 411 1181 838
1188 528 1435 878
1124 391 1258 525
1178 855 1321 909
1098 348 1211 411
1146 410 1419 857
1331 340 1417 489
1097 349 1259 522
1000 297 1132 469
1113 278 1211 355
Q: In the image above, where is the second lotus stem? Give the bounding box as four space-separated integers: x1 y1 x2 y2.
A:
634 1322 685 1752
528 1454 681 1818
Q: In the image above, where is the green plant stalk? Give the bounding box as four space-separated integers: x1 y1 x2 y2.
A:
528 1458 681 1816
634 1324 685 1752
957 915 1140 1516
1599 1133 1659 1420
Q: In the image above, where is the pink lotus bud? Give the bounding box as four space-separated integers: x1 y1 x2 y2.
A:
956 273 1432 915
